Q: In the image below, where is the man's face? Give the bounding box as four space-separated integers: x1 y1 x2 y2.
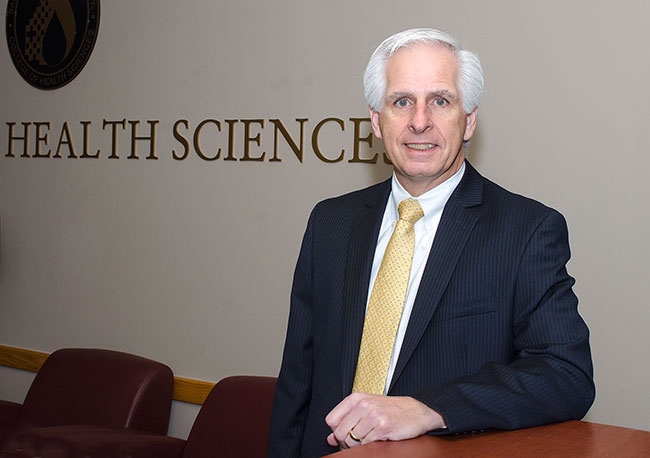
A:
370 43 477 196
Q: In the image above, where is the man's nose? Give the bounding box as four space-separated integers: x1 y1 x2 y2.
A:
409 103 433 133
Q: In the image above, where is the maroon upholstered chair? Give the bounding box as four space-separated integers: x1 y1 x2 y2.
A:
21 375 279 458
182 375 277 458
0 401 21 447
1 372 277 458
0 348 175 457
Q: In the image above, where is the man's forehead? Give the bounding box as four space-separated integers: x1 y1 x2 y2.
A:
384 44 460 95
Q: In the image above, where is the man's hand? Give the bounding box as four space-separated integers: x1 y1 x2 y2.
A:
325 392 445 449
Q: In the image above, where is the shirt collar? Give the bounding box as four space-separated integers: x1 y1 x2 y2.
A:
389 161 466 234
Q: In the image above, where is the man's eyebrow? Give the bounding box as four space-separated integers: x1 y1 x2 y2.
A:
430 89 458 100
386 91 413 101
386 89 459 101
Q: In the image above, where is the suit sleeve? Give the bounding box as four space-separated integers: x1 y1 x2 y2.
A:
413 210 595 433
267 209 316 457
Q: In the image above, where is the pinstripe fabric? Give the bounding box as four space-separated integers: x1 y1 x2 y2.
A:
268 161 594 458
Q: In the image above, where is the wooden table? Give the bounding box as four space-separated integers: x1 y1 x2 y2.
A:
326 421 650 457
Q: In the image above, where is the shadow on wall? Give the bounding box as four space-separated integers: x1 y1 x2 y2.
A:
466 126 485 169
367 137 394 184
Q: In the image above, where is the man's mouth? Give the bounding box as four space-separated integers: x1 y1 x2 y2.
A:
406 143 437 151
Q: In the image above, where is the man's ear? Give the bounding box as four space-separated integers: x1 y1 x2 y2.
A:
463 108 478 142
370 106 383 139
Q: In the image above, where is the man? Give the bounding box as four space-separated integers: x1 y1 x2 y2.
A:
268 28 594 457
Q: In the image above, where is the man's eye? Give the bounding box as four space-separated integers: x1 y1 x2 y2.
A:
433 97 448 107
395 98 409 107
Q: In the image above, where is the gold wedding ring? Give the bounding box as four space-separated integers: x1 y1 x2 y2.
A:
349 429 362 443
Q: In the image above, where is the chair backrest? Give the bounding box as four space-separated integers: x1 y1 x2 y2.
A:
17 348 174 434
183 375 277 458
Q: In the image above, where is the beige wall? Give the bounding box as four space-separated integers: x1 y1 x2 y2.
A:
1 0 648 438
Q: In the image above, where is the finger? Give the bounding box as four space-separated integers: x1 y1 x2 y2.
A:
327 394 366 443
325 395 355 429
356 403 396 443
326 433 340 447
348 428 363 444
340 411 382 448
332 415 362 445
344 428 364 447
336 393 384 443
328 432 352 451
348 420 373 444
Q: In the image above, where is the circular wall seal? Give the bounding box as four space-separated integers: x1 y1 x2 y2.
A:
6 0 100 90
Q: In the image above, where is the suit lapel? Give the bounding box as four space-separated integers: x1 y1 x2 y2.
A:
389 162 485 391
341 180 391 394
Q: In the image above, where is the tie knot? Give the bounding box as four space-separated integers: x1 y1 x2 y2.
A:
398 198 424 225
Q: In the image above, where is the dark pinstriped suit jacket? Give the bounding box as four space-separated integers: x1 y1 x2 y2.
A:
268 161 594 458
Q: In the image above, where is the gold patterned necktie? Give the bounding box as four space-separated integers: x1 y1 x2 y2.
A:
352 198 424 395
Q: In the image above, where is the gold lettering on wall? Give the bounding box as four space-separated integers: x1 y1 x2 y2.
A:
269 118 307 163
223 119 238 161
312 118 345 163
193 119 221 161
128 120 159 160
6 122 30 157
172 119 190 160
32 122 50 158
103 119 126 159
80 121 98 158
3 117 385 165
349 118 377 164
53 122 76 158
241 119 265 161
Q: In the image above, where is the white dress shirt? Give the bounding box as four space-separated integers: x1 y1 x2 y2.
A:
366 162 466 394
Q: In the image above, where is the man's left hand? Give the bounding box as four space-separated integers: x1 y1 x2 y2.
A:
325 392 445 449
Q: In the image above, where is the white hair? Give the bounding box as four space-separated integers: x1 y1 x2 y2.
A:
364 28 484 114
